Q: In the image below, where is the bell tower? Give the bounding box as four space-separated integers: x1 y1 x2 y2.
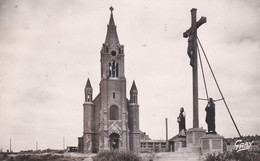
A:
101 7 125 80
79 7 141 153
82 78 95 153
98 7 129 151
129 81 140 153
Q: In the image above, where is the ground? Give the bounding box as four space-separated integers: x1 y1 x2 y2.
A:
1 151 202 161
1 152 95 161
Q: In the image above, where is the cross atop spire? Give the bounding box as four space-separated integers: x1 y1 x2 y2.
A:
110 6 114 13
105 6 119 45
108 7 115 26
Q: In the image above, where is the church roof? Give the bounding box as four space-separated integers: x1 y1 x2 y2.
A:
130 80 138 92
105 7 120 45
85 78 92 89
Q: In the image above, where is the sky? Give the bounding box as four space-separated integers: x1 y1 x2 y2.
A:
0 0 260 152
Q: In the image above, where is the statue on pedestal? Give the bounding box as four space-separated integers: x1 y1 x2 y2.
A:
205 98 216 134
177 107 186 136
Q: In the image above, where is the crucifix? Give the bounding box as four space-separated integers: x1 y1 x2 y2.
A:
183 8 206 128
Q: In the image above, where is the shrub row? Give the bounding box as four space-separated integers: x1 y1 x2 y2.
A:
92 150 141 161
205 150 260 161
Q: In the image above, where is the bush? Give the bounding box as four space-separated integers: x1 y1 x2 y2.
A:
205 150 260 161
92 150 141 161
6 153 64 161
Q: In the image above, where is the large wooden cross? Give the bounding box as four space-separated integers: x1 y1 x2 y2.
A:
183 8 206 128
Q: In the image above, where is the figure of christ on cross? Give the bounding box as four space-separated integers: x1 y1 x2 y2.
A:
183 8 206 128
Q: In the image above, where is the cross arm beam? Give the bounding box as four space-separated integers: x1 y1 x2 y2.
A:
183 17 207 38
196 17 207 29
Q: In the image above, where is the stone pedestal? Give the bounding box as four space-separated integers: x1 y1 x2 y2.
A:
174 137 186 152
186 128 206 147
200 134 224 155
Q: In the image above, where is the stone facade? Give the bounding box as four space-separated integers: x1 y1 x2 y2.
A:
186 128 206 147
78 9 140 153
174 137 186 152
200 134 224 155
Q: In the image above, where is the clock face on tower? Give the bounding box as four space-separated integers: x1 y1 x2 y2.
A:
111 51 116 56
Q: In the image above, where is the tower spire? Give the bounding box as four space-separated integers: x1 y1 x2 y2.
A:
85 78 92 89
130 80 138 104
130 80 138 93
85 78 93 102
105 6 119 45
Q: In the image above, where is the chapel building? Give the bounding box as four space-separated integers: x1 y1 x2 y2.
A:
78 8 140 153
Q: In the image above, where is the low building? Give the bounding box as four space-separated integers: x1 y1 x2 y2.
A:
139 132 167 153
67 146 78 152
140 140 167 153
168 134 180 152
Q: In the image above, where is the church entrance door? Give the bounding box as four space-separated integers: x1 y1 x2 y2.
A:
109 133 120 150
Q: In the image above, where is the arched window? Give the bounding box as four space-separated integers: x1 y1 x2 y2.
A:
116 63 118 77
110 105 119 120
109 60 118 78
87 94 90 102
130 95 137 104
113 92 115 98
